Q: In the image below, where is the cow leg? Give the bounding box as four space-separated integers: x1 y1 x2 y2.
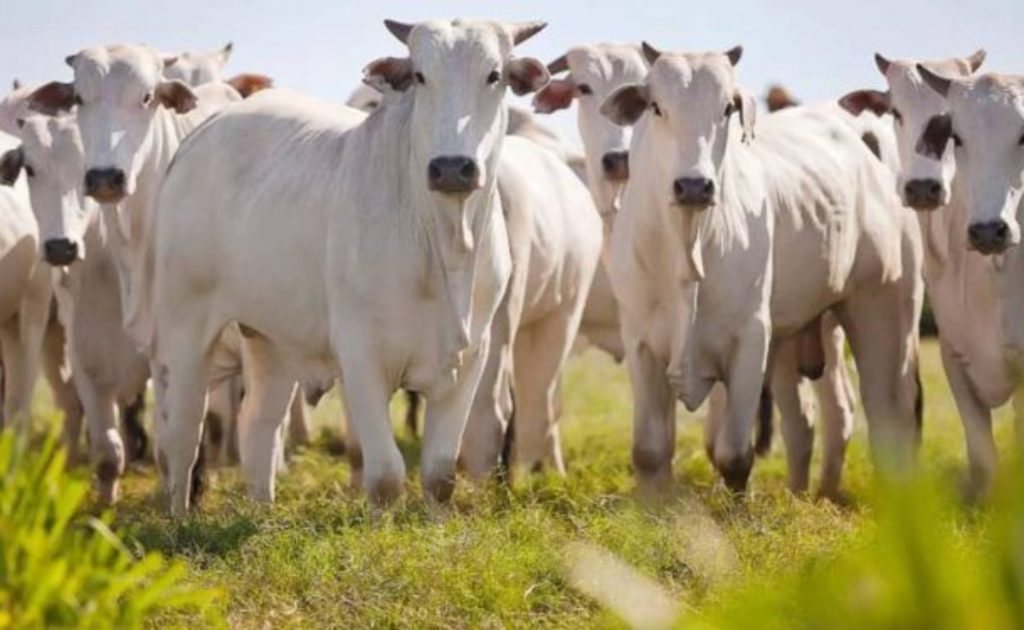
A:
627 338 676 494
815 317 855 501
713 318 770 493
337 350 405 506
422 337 490 504
236 336 294 503
41 312 84 463
511 311 576 475
771 337 814 495
73 370 124 505
837 292 919 476
940 341 997 500
702 384 726 463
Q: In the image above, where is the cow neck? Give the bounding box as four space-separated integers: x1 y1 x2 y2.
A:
378 92 505 364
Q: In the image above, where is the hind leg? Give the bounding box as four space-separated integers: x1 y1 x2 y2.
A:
771 337 815 495
237 335 295 503
815 316 855 500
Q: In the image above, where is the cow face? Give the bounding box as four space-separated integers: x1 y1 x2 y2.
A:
30 44 198 205
601 46 752 213
0 115 92 265
162 42 232 86
839 51 984 210
533 44 647 218
366 20 548 199
919 69 1024 255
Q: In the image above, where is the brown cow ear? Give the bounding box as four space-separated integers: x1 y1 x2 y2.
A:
227 73 273 98
733 89 757 143
838 89 891 116
507 57 549 96
0 147 24 186
533 78 576 114
600 83 650 126
156 80 198 113
363 56 413 92
28 81 77 115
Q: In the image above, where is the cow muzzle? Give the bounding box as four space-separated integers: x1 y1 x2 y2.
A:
84 168 127 204
968 220 1012 255
673 177 715 209
43 238 79 266
427 156 481 194
903 179 944 211
601 151 629 182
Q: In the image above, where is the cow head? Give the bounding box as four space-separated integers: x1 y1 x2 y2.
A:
0 115 92 265
839 50 985 211
0 80 35 136
601 44 753 214
918 68 1024 256
162 42 233 86
30 44 198 205
533 44 647 218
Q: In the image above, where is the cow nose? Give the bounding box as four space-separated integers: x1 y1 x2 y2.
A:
601 151 630 182
427 156 481 193
43 238 79 266
673 177 715 208
84 168 127 203
903 179 944 210
968 220 1012 255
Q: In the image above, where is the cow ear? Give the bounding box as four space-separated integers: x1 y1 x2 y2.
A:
363 56 413 92
0 147 24 186
917 64 953 98
725 45 743 67
733 89 757 143
156 79 198 113
600 83 650 126
162 55 179 69
533 78 576 114
227 73 273 98
838 89 891 116
507 57 549 96
28 81 77 115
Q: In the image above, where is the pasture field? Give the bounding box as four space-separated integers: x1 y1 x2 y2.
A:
28 339 1022 627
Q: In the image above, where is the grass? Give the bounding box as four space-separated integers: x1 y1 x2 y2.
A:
25 339 1021 627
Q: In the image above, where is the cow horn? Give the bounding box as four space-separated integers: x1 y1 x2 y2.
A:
510 21 547 46
966 49 986 73
725 45 743 67
641 42 662 66
875 53 891 76
384 19 414 44
547 54 569 75
917 64 953 98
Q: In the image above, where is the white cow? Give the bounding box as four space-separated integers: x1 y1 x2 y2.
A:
838 52 1009 498
27 44 245 501
918 65 1023 498
534 43 861 497
345 85 607 474
0 131 52 429
601 45 923 491
162 42 273 99
144 19 550 515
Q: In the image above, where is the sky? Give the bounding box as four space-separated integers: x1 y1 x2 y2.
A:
2 0 1022 140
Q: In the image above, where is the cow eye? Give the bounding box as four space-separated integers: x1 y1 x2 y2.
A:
892 108 903 124
651 101 663 117
486 70 501 85
414 72 426 85
142 92 153 106
577 83 593 96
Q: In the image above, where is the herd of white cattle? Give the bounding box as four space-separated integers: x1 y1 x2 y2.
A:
0 18 1020 516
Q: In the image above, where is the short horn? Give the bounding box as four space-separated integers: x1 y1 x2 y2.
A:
547 54 569 75
510 21 547 46
384 19 414 44
917 64 953 98
642 42 661 66
966 49 986 73
875 53 891 76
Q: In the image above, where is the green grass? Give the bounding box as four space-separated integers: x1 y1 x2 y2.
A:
27 340 1022 627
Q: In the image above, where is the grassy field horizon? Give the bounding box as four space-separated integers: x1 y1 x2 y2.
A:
29 339 1021 627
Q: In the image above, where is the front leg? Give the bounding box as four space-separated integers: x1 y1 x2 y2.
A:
423 333 490 503
712 315 770 493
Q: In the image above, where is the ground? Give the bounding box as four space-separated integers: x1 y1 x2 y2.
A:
41 340 1016 627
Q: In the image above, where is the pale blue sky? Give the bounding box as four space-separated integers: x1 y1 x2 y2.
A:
2 0 1021 139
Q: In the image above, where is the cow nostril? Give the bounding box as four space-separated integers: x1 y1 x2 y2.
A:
703 180 715 196
111 170 125 188
428 163 442 183
928 181 941 197
459 161 477 180
996 223 1010 240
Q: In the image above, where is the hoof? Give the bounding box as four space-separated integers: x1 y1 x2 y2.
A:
715 452 753 494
